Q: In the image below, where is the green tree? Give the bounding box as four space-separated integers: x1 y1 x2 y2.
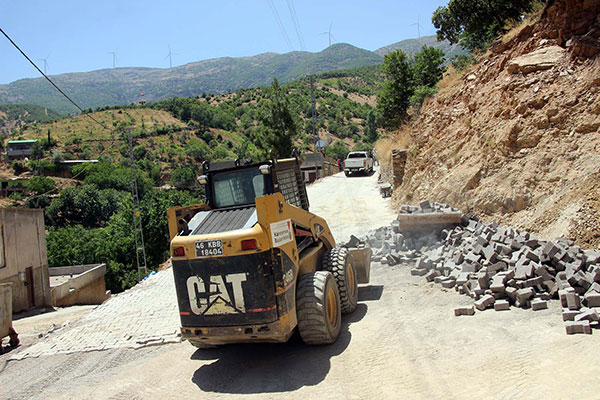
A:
45 189 201 293
27 176 56 195
376 50 414 129
324 140 349 161
170 166 197 189
45 184 126 228
432 0 536 51
412 46 446 88
30 142 44 159
365 110 378 143
257 78 298 157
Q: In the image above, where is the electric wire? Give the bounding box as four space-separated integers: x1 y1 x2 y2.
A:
0 27 110 131
0 27 126 200
266 0 294 51
286 0 305 51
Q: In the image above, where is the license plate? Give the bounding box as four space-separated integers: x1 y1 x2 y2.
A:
195 240 223 257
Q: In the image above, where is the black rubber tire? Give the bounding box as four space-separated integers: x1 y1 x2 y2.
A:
344 171 350 177
322 247 359 314
296 271 341 345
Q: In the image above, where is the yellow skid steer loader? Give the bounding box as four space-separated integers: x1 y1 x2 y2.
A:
168 155 371 347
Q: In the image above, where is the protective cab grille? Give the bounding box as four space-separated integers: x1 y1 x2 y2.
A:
275 168 309 210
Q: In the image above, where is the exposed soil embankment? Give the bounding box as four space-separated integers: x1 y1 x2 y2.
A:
395 0 600 248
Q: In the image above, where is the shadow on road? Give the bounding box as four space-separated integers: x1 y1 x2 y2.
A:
12 307 56 321
190 303 368 394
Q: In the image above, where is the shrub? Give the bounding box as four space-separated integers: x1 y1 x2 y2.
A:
11 160 26 175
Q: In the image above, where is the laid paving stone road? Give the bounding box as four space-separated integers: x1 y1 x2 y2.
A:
10 269 180 360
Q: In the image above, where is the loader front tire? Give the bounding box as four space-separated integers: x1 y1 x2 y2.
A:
296 271 341 345
322 247 358 314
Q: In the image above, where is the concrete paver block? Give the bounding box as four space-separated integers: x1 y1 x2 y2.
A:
531 298 548 311
505 287 518 302
565 320 592 335
441 278 456 289
474 294 495 311
454 305 476 316
559 288 576 307
515 264 534 280
411 268 428 276
566 292 581 310
516 287 535 303
494 299 510 311
574 308 599 322
562 308 580 321
584 292 600 307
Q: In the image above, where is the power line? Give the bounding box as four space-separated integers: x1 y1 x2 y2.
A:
0 27 109 131
266 0 294 51
286 0 305 50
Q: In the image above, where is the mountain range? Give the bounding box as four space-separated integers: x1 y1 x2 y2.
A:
0 36 466 115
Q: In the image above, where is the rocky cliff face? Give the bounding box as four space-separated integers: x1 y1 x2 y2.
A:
396 0 600 247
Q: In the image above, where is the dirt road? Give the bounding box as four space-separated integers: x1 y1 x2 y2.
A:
1 168 598 399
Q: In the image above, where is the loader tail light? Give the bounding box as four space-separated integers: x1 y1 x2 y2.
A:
241 239 257 251
173 246 185 257
363 160 367 166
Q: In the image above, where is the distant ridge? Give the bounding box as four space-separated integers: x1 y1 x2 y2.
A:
0 37 468 115
375 35 468 59
0 44 382 115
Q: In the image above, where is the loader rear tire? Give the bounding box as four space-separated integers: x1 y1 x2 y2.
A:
296 271 341 345
322 247 358 314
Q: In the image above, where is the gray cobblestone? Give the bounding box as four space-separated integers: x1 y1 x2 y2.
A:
11 269 180 360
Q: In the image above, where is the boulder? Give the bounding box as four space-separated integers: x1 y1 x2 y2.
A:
507 46 566 74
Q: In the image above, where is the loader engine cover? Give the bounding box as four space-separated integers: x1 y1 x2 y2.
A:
172 250 281 327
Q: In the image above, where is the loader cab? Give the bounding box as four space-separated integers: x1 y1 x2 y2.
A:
198 157 309 212
167 156 310 241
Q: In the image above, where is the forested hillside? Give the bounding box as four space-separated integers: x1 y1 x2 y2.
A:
0 104 61 137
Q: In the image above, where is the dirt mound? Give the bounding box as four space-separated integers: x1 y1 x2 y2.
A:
395 0 600 248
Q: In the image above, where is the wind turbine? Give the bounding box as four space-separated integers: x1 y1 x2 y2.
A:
164 45 178 68
410 16 423 39
108 49 118 68
320 23 336 47
38 53 50 74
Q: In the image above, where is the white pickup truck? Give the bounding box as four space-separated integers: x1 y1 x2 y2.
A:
343 151 373 176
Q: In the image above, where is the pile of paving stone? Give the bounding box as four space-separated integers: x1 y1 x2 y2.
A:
398 200 461 215
349 203 600 335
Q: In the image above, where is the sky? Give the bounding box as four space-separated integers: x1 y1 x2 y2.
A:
0 0 448 84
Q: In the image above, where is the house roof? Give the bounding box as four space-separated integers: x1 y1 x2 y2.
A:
7 139 38 144
60 160 99 164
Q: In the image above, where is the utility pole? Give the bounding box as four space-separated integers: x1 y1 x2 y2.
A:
128 129 148 281
310 76 317 151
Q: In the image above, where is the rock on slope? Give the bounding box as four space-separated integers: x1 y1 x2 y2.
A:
397 0 600 248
